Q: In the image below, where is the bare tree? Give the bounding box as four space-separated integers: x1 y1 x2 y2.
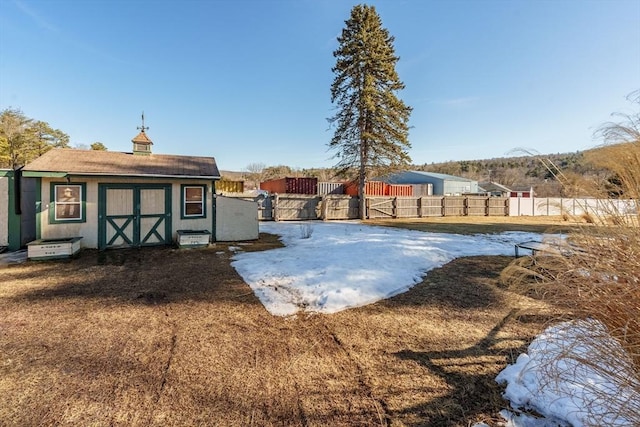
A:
245 162 266 190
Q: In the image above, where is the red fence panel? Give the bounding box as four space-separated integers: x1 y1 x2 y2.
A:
260 177 318 195
385 184 413 197
344 181 387 196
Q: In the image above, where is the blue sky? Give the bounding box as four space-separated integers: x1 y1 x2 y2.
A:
1 0 639 172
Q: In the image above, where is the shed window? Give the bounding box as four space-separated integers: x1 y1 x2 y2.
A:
182 185 206 218
50 182 86 223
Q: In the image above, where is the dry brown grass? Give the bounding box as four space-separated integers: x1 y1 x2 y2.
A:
499 99 640 425
367 215 579 235
0 225 559 426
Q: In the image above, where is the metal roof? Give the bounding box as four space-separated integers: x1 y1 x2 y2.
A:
402 171 475 182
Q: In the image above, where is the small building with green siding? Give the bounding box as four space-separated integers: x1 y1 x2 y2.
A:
0 169 35 251
21 130 222 250
1 169 18 250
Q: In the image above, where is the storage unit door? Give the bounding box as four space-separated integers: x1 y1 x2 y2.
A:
139 187 170 246
99 184 172 250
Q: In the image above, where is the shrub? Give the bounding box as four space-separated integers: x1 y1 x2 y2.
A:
299 223 313 239
501 92 640 425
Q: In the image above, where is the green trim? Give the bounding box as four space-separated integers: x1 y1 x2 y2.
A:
49 182 87 224
106 217 134 246
97 184 105 249
22 171 67 178
211 180 216 242
140 217 164 244
6 171 21 250
180 184 207 219
35 178 42 240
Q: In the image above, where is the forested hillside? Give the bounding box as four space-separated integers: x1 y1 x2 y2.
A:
414 150 608 197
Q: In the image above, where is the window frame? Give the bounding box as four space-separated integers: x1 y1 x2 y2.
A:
181 184 207 219
49 182 87 223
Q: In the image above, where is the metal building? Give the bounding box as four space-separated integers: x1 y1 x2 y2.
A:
383 170 478 196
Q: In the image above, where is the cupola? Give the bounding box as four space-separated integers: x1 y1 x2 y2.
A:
132 112 153 155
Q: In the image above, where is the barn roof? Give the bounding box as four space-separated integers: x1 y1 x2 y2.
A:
22 149 220 179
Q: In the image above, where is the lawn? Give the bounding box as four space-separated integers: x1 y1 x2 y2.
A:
0 218 564 426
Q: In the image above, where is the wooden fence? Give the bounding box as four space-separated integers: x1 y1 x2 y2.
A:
366 196 508 219
227 194 508 221
226 194 637 221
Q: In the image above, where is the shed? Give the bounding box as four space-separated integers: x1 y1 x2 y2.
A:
509 185 535 198
479 181 511 197
383 171 478 196
21 129 223 250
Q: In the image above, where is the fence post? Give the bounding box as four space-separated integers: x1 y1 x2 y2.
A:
365 197 370 219
392 197 398 218
418 197 423 218
274 193 280 221
320 195 328 221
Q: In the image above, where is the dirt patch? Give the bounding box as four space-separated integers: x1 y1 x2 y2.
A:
0 233 559 426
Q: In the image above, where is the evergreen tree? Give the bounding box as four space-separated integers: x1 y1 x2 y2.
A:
27 120 70 158
0 108 33 169
0 108 69 168
90 142 108 150
328 4 412 219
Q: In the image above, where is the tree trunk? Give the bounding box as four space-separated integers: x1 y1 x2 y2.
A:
359 138 367 220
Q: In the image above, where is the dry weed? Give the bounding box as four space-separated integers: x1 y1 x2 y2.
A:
501 94 640 425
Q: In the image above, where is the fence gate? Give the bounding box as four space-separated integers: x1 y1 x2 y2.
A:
367 197 395 219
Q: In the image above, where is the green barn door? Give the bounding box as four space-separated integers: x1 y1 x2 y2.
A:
98 184 172 250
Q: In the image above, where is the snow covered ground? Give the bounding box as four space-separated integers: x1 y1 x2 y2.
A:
231 220 639 427
232 220 546 316
495 319 640 427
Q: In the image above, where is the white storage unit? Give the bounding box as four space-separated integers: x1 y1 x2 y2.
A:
27 237 82 260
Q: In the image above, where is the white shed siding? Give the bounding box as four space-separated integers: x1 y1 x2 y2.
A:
215 196 259 241
39 178 98 246
38 176 215 249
